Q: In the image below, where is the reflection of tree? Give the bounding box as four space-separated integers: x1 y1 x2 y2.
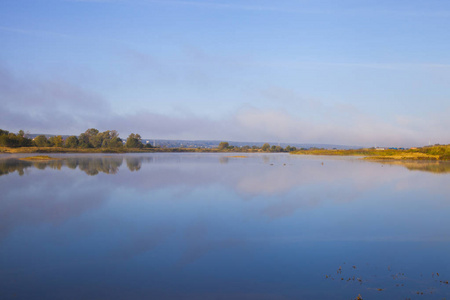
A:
73 157 124 175
404 162 450 173
375 161 450 174
0 156 126 177
219 157 229 164
0 159 32 176
126 157 142 171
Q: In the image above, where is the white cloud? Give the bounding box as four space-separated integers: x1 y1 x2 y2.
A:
1 65 448 147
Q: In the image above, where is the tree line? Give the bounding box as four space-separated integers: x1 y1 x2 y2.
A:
1 128 298 152
0 128 149 149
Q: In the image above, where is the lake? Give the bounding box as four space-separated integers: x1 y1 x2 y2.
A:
1 153 449 299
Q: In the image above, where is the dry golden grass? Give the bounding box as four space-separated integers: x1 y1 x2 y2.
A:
364 153 440 160
292 145 449 161
19 155 61 161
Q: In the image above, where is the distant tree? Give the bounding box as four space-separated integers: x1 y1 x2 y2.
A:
274 146 284 152
218 142 229 150
85 128 99 137
125 133 143 148
98 130 121 148
262 143 270 151
48 135 63 147
77 128 100 148
0 130 32 147
285 145 298 152
87 128 101 148
34 135 49 147
109 137 123 148
78 133 91 148
0 133 17 147
16 130 32 147
65 136 79 148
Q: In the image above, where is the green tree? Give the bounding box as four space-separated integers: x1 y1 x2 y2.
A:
284 145 297 152
125 133 143 148
34 135 49 147
78 133 91 148
109 137 123 148
0 130 32 147
64 136 79 148
48 135 63 147
218 142 229 150
0 133 18 147
98 130 121 148
77 128 100 148
273 146 283 152
262 143 270 151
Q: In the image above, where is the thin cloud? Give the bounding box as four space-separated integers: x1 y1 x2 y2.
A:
0 26 71 39
62 0 450 18
1 65 448 147
242 60 450 71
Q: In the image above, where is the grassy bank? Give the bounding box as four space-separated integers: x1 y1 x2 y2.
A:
291 145 450 160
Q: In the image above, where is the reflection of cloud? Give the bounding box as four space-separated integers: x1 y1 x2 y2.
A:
2 154 449 232
0 173 111 241
175 221 242 269
113 226 174 259
262 196 320 219
236 165 307 195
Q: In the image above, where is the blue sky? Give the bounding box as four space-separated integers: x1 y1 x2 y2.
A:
1 0 449 146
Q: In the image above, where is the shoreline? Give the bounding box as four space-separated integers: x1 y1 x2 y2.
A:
0 146 264 154
1 146 449 161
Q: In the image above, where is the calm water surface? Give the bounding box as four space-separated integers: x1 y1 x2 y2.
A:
1 153 449 299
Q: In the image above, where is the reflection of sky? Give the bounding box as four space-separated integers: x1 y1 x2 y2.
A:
0 154 450 299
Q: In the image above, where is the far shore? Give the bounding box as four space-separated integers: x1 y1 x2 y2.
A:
1 145 449 161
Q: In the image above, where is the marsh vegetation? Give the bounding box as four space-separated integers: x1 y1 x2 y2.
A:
291 145 450 160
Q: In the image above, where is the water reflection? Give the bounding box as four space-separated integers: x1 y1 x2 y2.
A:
371 160 450 174
0 158 32 176
1 154 449 299
0 156 155 176
2 155 449 177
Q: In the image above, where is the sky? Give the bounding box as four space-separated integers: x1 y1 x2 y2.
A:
1 0 450 147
